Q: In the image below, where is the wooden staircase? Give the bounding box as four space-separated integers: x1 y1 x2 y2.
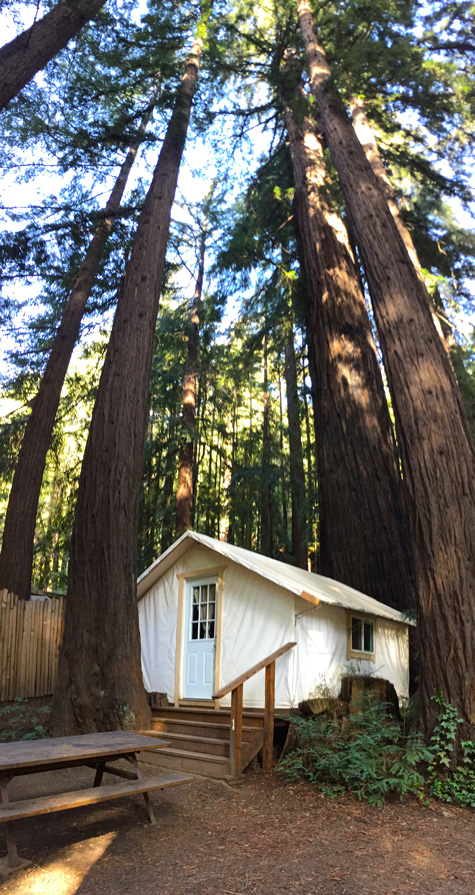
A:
140 642 296 780
141 706 270 779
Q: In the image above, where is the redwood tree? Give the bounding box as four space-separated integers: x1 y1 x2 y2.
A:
297 0 475 734
0 0 107 110
52 33 203 734
0 92 157 601
283 89 412 610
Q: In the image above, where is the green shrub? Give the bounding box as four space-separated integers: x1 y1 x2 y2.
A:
427 693 475 808
279 696 432 806
0 698 51 742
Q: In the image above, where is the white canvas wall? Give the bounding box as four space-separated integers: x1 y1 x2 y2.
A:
293 598 409 702
218 562 295 708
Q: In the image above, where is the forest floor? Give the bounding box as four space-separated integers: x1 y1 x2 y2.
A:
1 701 475 894
2 759 475 894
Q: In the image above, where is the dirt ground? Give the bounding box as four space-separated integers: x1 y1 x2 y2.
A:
1 760 475 895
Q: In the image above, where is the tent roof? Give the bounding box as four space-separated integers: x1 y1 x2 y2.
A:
137 531 412 625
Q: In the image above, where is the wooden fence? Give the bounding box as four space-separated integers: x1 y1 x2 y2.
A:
0 589 65 702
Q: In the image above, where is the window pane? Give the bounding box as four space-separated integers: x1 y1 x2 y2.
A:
193 587 199 604
200 585 208 604
208 602 215 620
363 622 374 653
351 618 362 650
200 604 207 621
209 584 216 601
199 621 206 639
192 604 199 623
208 620 215 639
191 622 199 641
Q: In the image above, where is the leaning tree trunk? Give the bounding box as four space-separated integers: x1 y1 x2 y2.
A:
0 0 106 110
0 92 157 601
52 37 203 735
284 96 412 610
297 0 475 736
350 96 449 344
176 230 206 537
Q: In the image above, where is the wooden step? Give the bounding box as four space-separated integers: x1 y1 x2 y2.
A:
151 717 259 743
141 746 231 779
0 772 193 823
154 706 267 728
154 731 230 757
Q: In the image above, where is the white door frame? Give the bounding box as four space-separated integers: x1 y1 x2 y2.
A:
175 565 225 706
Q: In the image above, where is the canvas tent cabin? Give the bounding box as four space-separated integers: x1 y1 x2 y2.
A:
137 531 411 710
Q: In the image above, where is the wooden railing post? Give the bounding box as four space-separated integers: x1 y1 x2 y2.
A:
229 683 243 776
212 642 296 777
263 661 275 771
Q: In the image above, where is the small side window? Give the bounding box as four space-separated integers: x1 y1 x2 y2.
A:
347 613 376 661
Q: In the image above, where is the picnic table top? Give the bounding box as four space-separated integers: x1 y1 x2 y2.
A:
0 731 168 772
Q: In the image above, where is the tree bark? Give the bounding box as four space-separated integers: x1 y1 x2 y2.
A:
350 96 447 343
175 230 206 536
52 37 202 734
0 93 156 601
297 0 475 734
260 330 273 556
283 310 308 570
0 0 106 110
285 97 412 610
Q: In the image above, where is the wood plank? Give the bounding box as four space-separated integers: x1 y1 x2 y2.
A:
3 595 13 701
48 599 56 695
7 597 17 702
38 600 46 697
0 772 193 823
0 732 170 771
142 748 231 779
212 642 296 700
24 601 34 697
13 597 24 700
0 593 9 702
229 683 243 776
262 661 275 771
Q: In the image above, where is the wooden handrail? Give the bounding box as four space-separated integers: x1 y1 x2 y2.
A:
212 642 296 700
212 641 296 776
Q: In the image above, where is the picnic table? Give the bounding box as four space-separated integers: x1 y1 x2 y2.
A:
0 731 193 876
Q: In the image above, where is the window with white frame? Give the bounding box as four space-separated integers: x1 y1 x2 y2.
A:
347 613 376 660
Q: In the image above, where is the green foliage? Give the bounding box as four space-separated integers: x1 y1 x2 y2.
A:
279 697 432 806
0 698 51 742
427 693 475 808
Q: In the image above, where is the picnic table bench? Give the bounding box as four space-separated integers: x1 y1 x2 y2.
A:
0 731 193 876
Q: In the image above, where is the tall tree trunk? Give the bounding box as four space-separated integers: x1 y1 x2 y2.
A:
52 37 202 735
175 230 206 536
278 374 289 541
284 95 412 609
0 0 106 110
350 96 448 343
297 0 475 735
283 310 308 570
260 330 273 556
0 92 157 601
227 402 237 545
350 96 425 281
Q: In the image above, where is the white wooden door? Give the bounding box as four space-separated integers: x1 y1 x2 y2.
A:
183 577 217 699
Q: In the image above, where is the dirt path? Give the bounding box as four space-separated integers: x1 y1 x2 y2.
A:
1 764 475 895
